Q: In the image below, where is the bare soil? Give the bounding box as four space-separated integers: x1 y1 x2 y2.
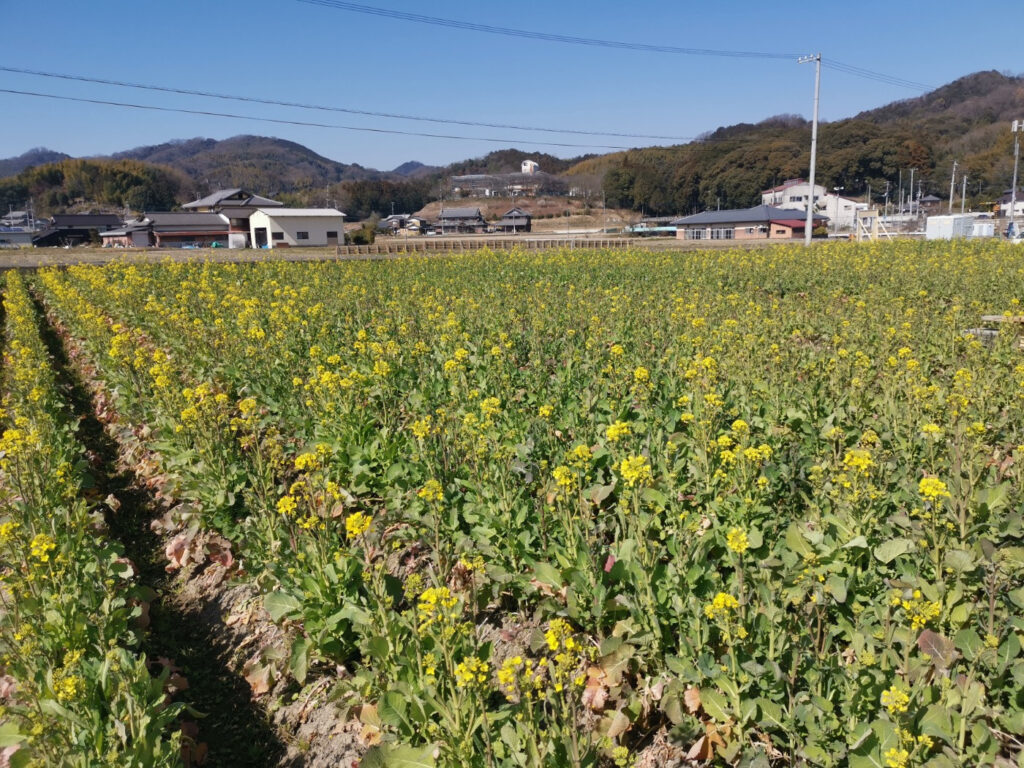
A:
36 294 364 767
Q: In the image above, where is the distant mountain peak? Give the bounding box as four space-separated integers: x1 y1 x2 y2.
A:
0 147 72 178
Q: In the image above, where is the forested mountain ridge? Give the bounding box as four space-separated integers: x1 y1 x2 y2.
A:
2 70 1020 218
572 70 1024 215
0 158 188 214
111 135 384 195
0 147 72 178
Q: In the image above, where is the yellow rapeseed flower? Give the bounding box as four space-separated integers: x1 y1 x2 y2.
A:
418 479 443 502
345 511 371 540
918 477 950 502
617 455 652 488
605 421 631 442
726 527 749 554
704 592 739 621
29 533 56 563
881 685 910 715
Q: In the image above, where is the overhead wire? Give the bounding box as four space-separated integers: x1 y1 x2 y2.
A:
293 0 802 59
294 1 935 91
0 88 757 152
0 88 638 149
0 65 702 142
822 59 933 91
0 6 937 159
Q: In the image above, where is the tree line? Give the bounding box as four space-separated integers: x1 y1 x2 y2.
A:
0 158 186 215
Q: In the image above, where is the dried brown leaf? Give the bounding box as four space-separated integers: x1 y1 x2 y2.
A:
684 686 702 715
686 735 712 761
242 662 273 696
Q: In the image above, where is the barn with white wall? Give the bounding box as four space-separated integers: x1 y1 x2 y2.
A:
249 208 346 248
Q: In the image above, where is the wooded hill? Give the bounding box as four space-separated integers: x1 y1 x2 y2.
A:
0 158 187 215
112 135 385 195
0 147 72 178
571 70 1024 215
2 70 1020 219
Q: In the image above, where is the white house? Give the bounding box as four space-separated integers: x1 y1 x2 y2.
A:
762 179 865 229
821 195 868 230
761 179 826 208
249 208 346 248
999 201 1024 218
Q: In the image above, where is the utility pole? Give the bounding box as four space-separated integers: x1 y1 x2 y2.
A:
948 160 958 213
961 174 968 215
897 169 903 215
1011 120 1023 237
883 180 890 217
832 186 844 234
799 53 822 246
908 168 916 218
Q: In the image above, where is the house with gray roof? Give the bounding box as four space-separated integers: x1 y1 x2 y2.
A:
182 188 283 211
671 205 828 241
183 189 283 246
33 214 123 247
492 207 532 233
100 212 229 248
435 207 488 234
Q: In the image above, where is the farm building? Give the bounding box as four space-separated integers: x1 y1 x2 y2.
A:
249 208 346 248
450 172 567 198
33 214 122 247
100 212 230 248
492 207 532 233
672 206 828 240
435 207 488 234
0 226 37 248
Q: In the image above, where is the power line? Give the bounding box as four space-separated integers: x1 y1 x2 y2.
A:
0 87 641 149
0 65 700 142
822 59 933 91
293 0 801 59
0 88 749 152
295 1 934 92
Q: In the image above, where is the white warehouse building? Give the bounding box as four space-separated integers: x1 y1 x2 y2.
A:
249 208 346 248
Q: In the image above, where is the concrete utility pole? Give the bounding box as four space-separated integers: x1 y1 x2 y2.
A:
799 53 821 246
1011 120 1023 236
908 168 916 218
961 174 968 215
948 160 958 213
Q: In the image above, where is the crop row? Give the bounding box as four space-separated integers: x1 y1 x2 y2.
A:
36 242 1024 767
0 271 183 767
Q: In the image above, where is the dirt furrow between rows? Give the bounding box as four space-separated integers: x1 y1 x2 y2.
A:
30 291 290 767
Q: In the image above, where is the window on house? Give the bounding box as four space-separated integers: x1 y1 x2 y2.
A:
791 195 803 202
326 231 338 238
775 229 786 235
685 228 704 240
711 227 734 240
271 231 284 241
297 231 309 240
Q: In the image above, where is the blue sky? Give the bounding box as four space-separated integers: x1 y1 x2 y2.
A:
1 0 1021 171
